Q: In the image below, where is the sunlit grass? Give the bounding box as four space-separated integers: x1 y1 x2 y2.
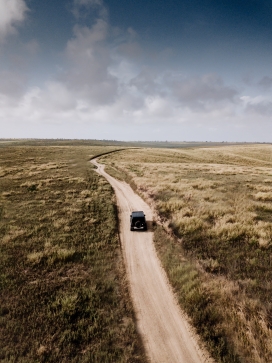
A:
0 144 146 362
103 144 272 363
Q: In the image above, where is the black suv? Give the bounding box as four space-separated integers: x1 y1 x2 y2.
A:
130 211 147 231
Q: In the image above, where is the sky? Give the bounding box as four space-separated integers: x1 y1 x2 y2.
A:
0 0 272 141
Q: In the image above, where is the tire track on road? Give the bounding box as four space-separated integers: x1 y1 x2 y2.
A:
92 159 213 363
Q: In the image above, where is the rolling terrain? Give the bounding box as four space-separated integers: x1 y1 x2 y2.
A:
2 140 272 362
102 144 272 363
0 144 146 362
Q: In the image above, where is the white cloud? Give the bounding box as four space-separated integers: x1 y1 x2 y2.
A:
130 68 163 96
240 94 272 116
0 69 26 97
0 3 272 141
63 20 118 105
0 0 28 41
167 73 238 111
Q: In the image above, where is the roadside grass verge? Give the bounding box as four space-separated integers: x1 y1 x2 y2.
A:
0 145 146 362
153 225 241 363
102 144 272 363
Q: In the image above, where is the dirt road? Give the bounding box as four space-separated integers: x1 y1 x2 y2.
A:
92 159 212 363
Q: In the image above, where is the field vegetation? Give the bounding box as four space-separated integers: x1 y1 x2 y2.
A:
102 144 272 363
0 144 146 362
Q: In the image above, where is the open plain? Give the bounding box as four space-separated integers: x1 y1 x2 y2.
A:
0 143 146 362
101 144 272 363
1 141 272 363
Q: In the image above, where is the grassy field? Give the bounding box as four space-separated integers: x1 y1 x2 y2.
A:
0 138 247 149
0 144 146 362
102 144 272 363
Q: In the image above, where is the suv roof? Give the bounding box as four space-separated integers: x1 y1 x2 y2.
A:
131 211 145 217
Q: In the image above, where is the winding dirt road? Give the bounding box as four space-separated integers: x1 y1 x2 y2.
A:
92 159 212 363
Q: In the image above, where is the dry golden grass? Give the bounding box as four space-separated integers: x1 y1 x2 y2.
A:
0 144 146 363
103 144 272 363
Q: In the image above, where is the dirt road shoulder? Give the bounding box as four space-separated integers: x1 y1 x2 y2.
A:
92 159 213 363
